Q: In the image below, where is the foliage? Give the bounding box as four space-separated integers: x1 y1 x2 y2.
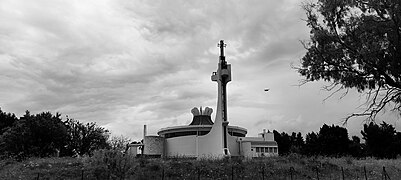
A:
108 135 131 152
274 122 401 159
278 124 364 158
2 107 400 161
304 131 320 156
361 122 400 158
318 124 350 156
0 157 85 180
273 130 290 155
87 149 136 179
2 155 401 179
0 108 17 135
0 111 68 159
275 125 352 157
348 135 364 157
0 108 110 159
63 117 110 156
298 0 401 121
273 130 305 155
290 132 305 154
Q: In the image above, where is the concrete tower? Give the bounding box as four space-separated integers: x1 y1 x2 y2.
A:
197 40 232 158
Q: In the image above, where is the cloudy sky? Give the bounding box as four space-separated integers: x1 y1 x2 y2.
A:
1 0 399 140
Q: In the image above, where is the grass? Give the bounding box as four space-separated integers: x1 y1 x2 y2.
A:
1 152 401 179
0 157 85 180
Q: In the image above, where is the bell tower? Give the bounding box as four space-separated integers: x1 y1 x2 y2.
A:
211 40 232 156
197 40 232 158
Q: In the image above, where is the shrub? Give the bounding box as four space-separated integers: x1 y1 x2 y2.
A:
87 149 137 179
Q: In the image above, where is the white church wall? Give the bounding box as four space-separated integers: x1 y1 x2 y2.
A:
165 135 196 157
241 142 253 159
227 134 240 156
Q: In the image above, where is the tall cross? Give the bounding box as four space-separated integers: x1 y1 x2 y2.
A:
218 40 226 58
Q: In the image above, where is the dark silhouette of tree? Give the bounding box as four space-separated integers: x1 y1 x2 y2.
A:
395 132 401 156
361 122 398 158
302 124 351 157
0 108 17 135
295 132 304 147
64 117 110 156
0 111 68 159
289 132 304 154
304 131 320 156
271 123 401 158
0 110 110 159
298 0 401 122
348 136 363 158
273 130 291 155
318 124 350 156
274 131 304 155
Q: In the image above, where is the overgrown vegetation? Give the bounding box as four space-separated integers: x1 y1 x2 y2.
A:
1 151 400 179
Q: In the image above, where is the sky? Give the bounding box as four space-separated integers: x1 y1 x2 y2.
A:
0 0 400 141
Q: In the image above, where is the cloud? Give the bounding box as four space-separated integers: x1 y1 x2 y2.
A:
2 0 396 142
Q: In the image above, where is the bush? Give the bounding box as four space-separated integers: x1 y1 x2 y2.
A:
87 149 137 179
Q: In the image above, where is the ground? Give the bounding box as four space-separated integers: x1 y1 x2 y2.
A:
1 152 400 179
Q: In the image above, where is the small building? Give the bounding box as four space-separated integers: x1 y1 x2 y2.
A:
238 130 278 158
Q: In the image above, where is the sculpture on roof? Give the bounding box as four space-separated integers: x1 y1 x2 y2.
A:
191 107 213 117
191 107 200 116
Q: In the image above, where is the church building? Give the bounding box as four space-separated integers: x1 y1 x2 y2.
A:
128 40 278 159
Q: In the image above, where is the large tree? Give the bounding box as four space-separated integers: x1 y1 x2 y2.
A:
299 0 401 121
0 108 17 135
273 130 292 155
64 117 110 156
0 111 68 159
318 124 350 156
361 121 398 158
304 131 320 156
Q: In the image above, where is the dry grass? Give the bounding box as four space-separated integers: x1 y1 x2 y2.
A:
1 153 400 179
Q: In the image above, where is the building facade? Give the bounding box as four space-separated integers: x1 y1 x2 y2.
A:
153 107 278 159
129 40 278 159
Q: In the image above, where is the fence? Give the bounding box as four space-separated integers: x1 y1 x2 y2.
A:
33 164 398 180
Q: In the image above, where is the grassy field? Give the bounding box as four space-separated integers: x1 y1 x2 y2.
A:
1 151 400 180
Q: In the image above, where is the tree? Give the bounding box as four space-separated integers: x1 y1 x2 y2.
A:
0 109 111 159
0 108 17 135
361 121 398 158
318 124 350 156
0 111 68 159
348 136 363 157
273 130 292 155
394 132 401 156
273 130 305 155
304 131 320 156
302 124 351 157
108 135 131 152
64 117 110 156
298 0 401 121
289 132 305 154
